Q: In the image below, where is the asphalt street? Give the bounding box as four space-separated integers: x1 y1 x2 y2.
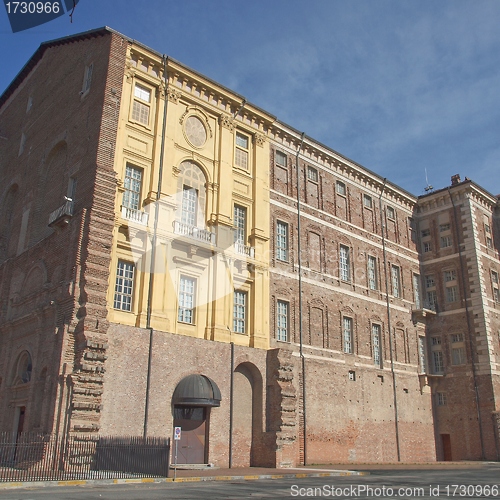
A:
0 464 499 500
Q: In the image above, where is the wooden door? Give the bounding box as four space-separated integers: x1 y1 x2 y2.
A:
441 434 452 461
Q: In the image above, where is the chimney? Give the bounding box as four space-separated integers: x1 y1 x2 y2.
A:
451 174 461 186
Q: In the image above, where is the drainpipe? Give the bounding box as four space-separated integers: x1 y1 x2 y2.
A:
144 55 169 439
448 187 486 459
378 179 401 462
295 132 306 465
229 342 234 468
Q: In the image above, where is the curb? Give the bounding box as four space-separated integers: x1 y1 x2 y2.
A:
0 470 367 489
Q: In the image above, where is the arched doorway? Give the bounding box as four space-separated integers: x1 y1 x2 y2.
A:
172 374 221 464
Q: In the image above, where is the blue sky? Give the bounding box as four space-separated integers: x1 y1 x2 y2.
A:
1 0 499 197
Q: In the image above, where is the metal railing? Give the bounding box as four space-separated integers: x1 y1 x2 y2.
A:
173 220 216 245
0 432 170 482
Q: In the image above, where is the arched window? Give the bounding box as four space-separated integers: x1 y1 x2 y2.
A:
12 351 33 385
176 161 207 228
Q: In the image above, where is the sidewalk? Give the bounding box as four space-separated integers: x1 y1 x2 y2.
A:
0 461 495 490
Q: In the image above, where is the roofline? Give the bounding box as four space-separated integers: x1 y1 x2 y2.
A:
274 119 417 202
417 178 499 205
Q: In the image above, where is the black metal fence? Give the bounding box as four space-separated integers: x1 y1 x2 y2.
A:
0 432 170 482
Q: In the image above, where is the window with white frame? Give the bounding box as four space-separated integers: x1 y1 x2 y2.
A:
433 350 444 374
437 392 447 406
343 316 353 354
339 245 350 282
307 166 318 182
446 285 458 303
418 336 427 373
363 194 373 209
123 164 142 211
450 333 465 365
336 181 346 196
235 132 249 169
423 241 432 253
444 270 457 282
372 324 381 367
276 221 288 261
413 273 421 309
367 255 377 290
233 290 247 334
234 205 247 245
487 237 493 249
277 300 289 342
178 276 196 324
425 274 437 311
391 265 401 298
492 271 500 302
181 185 197 226
440 235 452 248
114 260 135 311
386 206 395 220
132 83 151 125
275 150 287 166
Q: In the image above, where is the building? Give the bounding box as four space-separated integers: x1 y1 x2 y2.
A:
0 27 499 467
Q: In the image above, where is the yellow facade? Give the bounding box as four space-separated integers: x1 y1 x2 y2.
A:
107 43 273 349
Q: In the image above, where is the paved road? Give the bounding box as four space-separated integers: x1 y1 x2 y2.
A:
0 464 499 499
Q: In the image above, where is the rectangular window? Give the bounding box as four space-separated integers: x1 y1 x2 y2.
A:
275 150 287 166
336 181 346 196
178 276 196 324
363 194 373 209
391 265 401 298
431 336 441 345
307 166 318 182
494 288 500 303
343 316 353 354
439 223 450 232
132 83 151 125
433 350 444 373
452 346 466 365
181 185 197 226
487 237 493 249
233 290 247 334
386 206 395 220
372 324 381 367
444 270 456 282
234 205 247 245
485 224 491 233
440 235 452 248
446 285 458 303
426 290 438 311
413 274 421 309
451 333 464 343
425 275 435 288
339 245 350 282
492 271 499 284
114 261 135 311
235 132 249 169
276 221 288 261
277 300 289 342
421 228 431 237
367 256 377 290
437 392 447 406
418 336 426 373
423 241 432 253
82 63 93 94
123 165 142 210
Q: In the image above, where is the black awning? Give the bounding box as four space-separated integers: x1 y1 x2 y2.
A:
172 374 221 407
